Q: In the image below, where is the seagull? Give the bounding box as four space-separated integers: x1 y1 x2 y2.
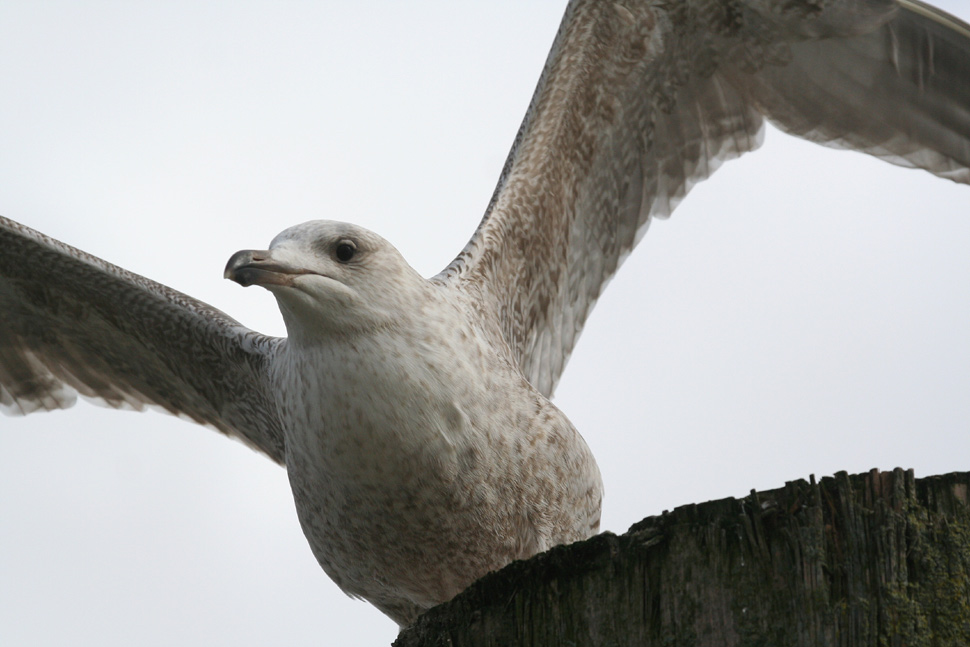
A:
2 0 969 629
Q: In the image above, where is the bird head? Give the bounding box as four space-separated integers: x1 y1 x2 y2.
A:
225 220 426 340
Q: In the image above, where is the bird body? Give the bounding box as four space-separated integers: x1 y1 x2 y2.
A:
235 221 601 624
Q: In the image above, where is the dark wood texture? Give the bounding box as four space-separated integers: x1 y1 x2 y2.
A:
395 469 970 646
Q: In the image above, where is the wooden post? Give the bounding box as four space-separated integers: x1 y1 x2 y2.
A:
394 469 970 646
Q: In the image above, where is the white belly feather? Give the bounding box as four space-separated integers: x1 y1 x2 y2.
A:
273 316 602 624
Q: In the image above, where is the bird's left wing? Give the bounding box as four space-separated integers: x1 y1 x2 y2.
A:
435 0 970 398
0 216 286 464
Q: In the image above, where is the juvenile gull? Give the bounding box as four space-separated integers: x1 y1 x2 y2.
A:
2 0 970 628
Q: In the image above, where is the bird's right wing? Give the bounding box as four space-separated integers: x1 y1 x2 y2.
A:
0 216 286 464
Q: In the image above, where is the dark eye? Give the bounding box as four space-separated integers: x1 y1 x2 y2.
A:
334 240 357 263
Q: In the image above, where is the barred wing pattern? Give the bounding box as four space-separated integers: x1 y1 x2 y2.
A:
439 0 970 398
0 217 286 464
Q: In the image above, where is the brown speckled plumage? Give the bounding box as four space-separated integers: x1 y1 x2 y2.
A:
2 0 969 628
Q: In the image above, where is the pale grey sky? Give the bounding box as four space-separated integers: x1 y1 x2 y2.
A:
1 2 969 645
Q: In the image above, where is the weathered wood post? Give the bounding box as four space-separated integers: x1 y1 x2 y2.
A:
395 469 970 646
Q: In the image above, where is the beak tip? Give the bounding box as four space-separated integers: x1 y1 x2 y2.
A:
223 249 294 288
224 249 257 286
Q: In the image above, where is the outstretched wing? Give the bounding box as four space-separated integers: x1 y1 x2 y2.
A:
731 0 970 182
436 0 970 398
0 216 286 464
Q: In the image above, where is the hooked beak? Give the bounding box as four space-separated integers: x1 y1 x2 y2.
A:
224 249 310 287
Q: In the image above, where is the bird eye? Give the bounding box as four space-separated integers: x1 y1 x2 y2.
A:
335 241 357 263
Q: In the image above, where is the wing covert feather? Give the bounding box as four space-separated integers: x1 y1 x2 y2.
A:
0 216 285 464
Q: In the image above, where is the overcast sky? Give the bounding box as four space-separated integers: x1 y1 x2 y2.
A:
1 2 969 645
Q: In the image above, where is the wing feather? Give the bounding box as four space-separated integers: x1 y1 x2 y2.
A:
437 0 969 397
0 216 285 464
731 0 970 181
